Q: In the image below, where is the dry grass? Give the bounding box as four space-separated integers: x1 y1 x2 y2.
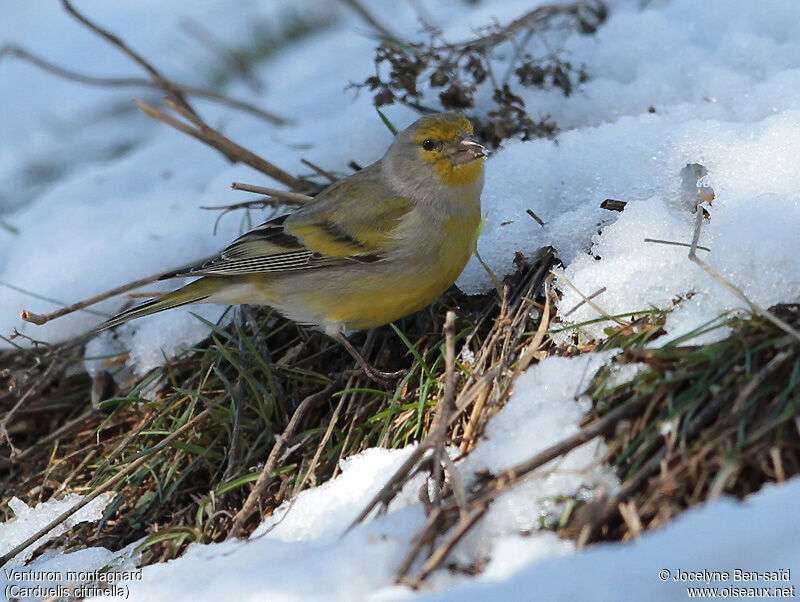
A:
563 304 800 544
0 250 555 566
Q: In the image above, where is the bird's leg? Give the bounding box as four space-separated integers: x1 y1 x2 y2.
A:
336 332 407 384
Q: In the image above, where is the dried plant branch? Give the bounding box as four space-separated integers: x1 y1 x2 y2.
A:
338 0 403 44
644 237 710 252
430 311 458 504
0 361 60 453
356 1 605 145
413 506 487 583
181 17 264 94
20 257 213 326
231 182 313 204
439 1 606 53
563 285 606 318
228 384 334 539
61 0 199 120
552 268 627 327
688 207 800 342
137 98 307 190
301 158 338 183
0 43 287 124
347 363 492 527
395 391 647 583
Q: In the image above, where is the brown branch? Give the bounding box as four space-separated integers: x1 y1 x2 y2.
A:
230 182 313 204
414 506 487 583
0 360 60 453
181 17 264 93
228 384 333 539
687 207 800 342
338 0 403 44
475 399 644 507
430 311 458 504
397 395 647 582
552 268 627 328
0 43 287 124
438 1 604 52
301 158 338 183
61 0 198 120
20 257 213 326
137 99 307 190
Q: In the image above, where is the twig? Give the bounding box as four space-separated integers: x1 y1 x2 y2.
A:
394 508 446 584
645 238 710 252
397 389 646 583
551 268 627 327
687 208 800 342
0 43 286 124
291 381 350 496
515 274 553 372
301 159 338 184
228 384 333 539
0 400 219 567
61 0 198 119
526 208 545 227
414 506 487 583
20 257 212 326
200 199 283 214
430 311 458 504
1 409 98 468
346 368 499 532
136 99 307 190
434 1 603 52
338 0 403 44
224 309 249 482
563 286 606 318
484 401 642 490
0 361 60 453
231 182 313 204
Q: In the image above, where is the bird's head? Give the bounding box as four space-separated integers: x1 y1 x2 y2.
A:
387 113 486 190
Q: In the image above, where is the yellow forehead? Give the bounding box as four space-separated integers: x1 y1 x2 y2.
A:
413 114 473 144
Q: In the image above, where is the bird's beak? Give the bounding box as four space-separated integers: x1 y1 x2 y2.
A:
451 135 486 165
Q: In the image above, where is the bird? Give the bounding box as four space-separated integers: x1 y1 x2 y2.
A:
98 112 486 382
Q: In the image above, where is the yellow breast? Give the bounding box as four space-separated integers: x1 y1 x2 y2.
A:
321 208 480 330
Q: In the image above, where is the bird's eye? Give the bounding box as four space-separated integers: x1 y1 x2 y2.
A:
422 139 435 151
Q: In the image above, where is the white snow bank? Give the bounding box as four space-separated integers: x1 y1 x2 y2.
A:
0 493 114 567
81 351 615 601
423 479 800 602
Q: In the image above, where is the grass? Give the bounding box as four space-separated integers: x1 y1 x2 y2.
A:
562 304 800 543
1 253 798 578
0 250 554 565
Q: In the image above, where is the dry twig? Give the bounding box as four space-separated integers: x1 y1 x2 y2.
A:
0 43 286 124
136 98 306 190
228 384 334 539
687 206 800 342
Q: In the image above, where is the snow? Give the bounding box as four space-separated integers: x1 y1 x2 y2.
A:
1 0 799 600
0 493 114 566
423 479 800 602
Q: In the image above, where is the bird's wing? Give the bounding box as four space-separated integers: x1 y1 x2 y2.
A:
162 172 413 279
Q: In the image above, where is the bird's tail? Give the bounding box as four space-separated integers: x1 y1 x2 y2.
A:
96 278 221 331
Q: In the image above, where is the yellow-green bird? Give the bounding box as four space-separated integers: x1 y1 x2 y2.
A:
99 113 486 381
